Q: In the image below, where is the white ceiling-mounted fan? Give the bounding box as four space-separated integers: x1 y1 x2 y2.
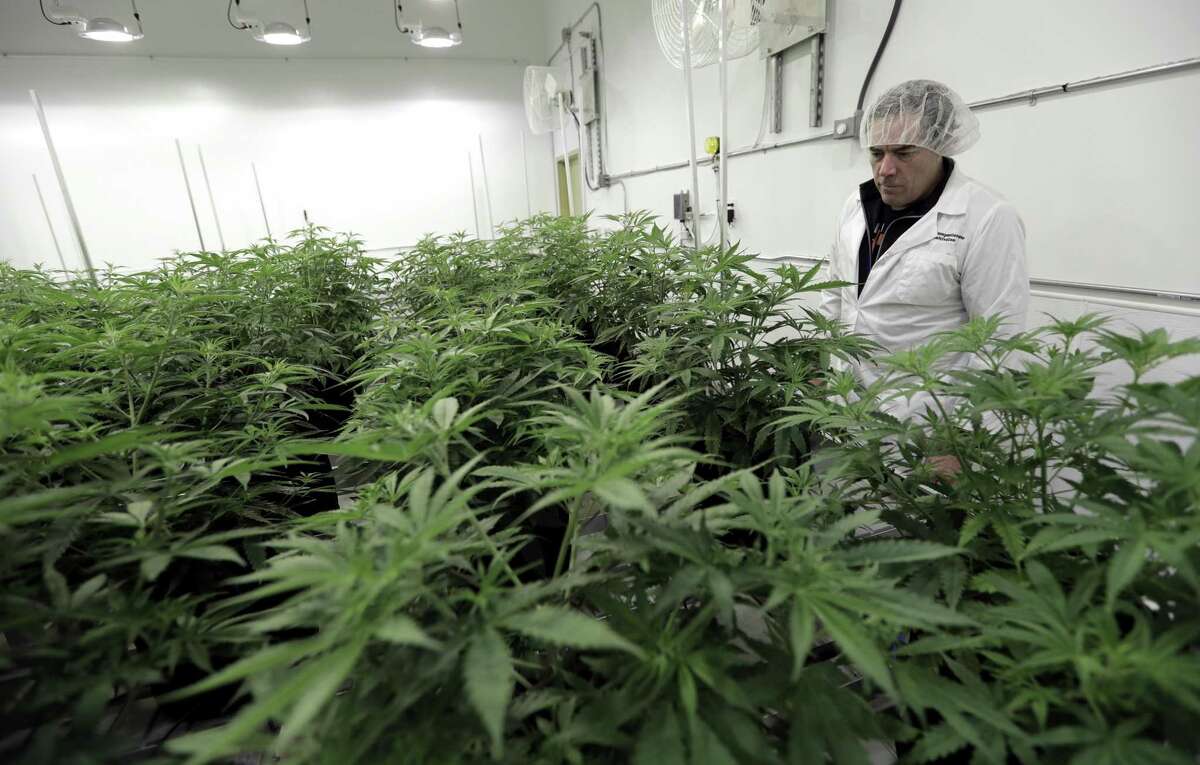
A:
524 66 577 216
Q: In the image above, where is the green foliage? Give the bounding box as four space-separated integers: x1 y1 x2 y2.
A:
2 217 1197 764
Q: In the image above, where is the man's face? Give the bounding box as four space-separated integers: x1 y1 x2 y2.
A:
869 144 943 210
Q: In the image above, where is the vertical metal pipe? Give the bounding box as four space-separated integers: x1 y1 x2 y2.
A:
549 136 563 217
556 95 576 216
679 1 702 251
520 129 533 218
771 53 783 134
477 133 496 238
251 162 272 239
175 139 206 251
29 89 96 285
717 0 729 249
196 146 227 252
32 174 69 275
466 150 481 239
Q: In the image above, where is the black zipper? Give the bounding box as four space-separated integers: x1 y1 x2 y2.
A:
861 213 922 296
869 214 922 267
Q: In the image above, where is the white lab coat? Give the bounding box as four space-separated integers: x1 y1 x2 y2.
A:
819 165 1030 421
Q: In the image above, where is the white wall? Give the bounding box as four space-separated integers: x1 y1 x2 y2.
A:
543 0 1200 379
544 0 1200 294
0 0 556 272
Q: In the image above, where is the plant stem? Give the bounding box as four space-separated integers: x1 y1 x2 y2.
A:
553 498 582 579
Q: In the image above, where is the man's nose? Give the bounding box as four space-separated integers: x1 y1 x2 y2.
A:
877 153 897 176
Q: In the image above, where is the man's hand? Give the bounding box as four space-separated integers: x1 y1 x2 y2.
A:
927 455 962 483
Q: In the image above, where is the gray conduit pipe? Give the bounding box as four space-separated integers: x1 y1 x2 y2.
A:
548 3 610 185
758 253 1200 307
606 55 1200 183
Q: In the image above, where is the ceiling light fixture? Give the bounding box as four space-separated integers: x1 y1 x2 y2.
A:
79 17 141 42
395 1 464 50
411 26 461 48
229 0 312 46
40 0 145 43
254 21 309 46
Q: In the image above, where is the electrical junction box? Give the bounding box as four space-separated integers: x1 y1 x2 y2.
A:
673 191 691 222
574 38 599 124
833 112 859 140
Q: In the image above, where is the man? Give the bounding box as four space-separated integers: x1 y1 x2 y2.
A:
819 79 1030 476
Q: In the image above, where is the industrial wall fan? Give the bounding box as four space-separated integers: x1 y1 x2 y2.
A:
650 0 765 250
524 66 576 215
650 0 820 249
651 0 762 69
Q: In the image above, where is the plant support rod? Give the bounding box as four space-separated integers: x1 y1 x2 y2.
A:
679 0 702 251
251 162 272 239
520 129 532 218
717 0 729 249
467 150 481 239
32 174 69 274
557 94 575 216
29 89 96 285
196 146 226 252
175 139 206 251
477 134 496 238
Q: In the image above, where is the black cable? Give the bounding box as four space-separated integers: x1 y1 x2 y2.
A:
39 0 71 26
567 106 602 192
302 0 311 30
453 0 462 31
129 0 143 36
227 0 249 30
563 34 602 193
855 0 902 112
394 2 405 33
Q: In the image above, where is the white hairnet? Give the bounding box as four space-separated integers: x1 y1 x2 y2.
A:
860 79 980 156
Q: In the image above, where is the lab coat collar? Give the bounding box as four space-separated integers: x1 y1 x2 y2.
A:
933 163 970 216
866 164 970 269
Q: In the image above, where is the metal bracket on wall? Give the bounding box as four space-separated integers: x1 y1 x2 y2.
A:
774 34 825 131
809 33 825 128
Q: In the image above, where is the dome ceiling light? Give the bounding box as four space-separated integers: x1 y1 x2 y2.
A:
229 0 312 46
395 1 464 50
40 0 145 43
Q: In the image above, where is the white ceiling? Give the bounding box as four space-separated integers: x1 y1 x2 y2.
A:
0 0 547 61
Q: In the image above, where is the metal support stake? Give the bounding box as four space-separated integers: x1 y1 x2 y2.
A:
29 89 96 285
466 150 481 239
32 174 69 274
549 136 563 217
717 0 729 249
196 146 226 252
520 129 532 218
175 139 205 251
809 33 826 128
477 133 496 238
251 162 272 239
679 0 701 250
556 95 576 216
771 53 784 134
